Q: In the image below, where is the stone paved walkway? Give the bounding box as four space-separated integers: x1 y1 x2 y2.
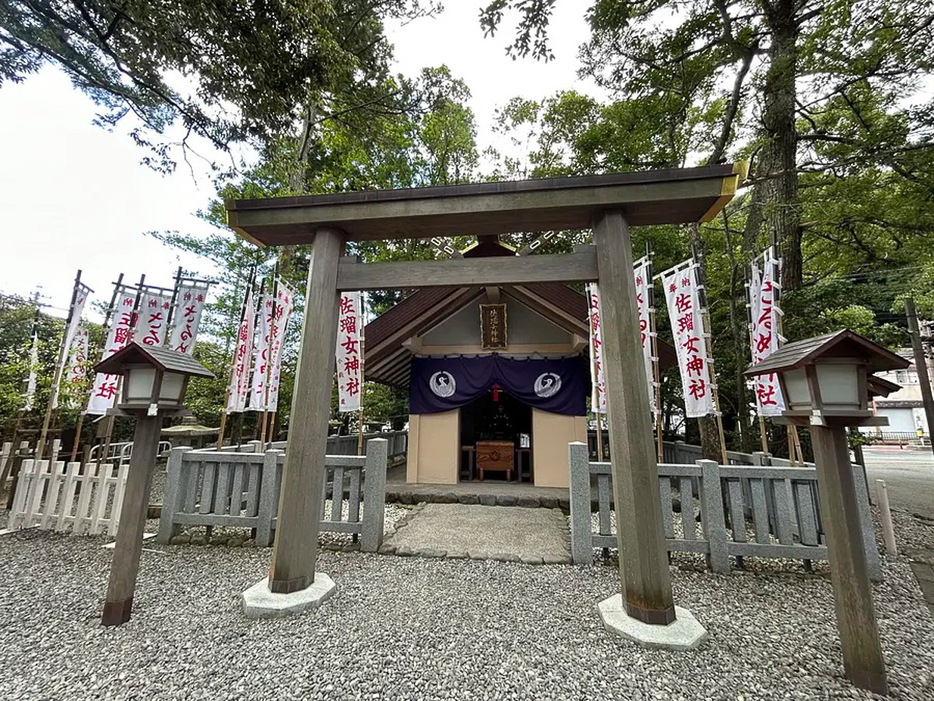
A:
379 503 572 565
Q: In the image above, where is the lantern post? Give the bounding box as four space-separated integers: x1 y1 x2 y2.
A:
747 329 909 695
93 342 214 626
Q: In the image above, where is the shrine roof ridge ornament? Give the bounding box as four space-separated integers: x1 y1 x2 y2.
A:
226 163 746 247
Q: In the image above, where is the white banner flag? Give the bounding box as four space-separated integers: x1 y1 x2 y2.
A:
136 288 173 346
266 279 297 411
226 287 255 414
662 262 715 418
634 259 657 415
51 280 92 410
336 292 363 412
24 331 38 412
62 282 91 365
587 283 606 414
750 252 785 416
248 294 273 411
169 283 209 355
61 325 89 408
87 286 137 415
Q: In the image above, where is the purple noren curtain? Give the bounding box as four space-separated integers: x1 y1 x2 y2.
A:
409 355 587 416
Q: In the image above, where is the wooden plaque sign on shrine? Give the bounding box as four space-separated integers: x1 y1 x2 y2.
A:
480 303 507 350
226 164 745 626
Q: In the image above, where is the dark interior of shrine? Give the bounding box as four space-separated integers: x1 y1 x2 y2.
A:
459 388 533 482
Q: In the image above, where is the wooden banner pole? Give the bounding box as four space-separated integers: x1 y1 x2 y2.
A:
81 274 125 466
217 393 230 452
692 255 729 465
70 413 85 463
646 242 664 463
261 264 280 446
218 266 257 451
36 270 85 463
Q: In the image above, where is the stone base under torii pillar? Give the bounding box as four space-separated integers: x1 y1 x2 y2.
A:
597 595 708 651
241 575 337 619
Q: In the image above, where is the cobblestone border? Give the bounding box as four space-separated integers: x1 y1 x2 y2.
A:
385 490 570 510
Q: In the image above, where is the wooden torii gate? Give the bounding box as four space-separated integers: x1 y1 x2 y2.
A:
226 165 743 628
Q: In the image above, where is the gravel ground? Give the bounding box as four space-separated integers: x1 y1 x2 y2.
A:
0 509 932 700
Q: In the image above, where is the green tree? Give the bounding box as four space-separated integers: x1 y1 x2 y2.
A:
481 0 934 291
1 0 438 169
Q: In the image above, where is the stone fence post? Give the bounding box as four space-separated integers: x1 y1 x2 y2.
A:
362 438 389 553
256 449 282 546
568 441 593 565
699 459 730 574
852 463 882 582
157 447 192 543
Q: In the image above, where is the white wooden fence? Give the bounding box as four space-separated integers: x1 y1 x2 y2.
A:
8 459 129 536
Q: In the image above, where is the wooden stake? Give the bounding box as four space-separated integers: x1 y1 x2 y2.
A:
36 271 86 463
810 423 888 694
101 412 162 626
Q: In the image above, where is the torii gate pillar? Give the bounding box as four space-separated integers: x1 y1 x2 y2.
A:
242 228 343 615
593 211 689 636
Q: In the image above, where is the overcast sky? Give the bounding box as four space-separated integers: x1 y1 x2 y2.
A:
0 5 597 321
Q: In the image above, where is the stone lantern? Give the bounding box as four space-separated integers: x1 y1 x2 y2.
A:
94 342 214 626
747 329 908 695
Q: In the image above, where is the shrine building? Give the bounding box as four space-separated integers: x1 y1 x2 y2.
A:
363 235 676 489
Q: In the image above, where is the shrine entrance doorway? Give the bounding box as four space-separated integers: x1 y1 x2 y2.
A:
459 390 533 483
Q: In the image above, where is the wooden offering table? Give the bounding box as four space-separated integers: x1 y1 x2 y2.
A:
477 440 515 481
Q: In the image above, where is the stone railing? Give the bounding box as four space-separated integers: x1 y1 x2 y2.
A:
567 442 881 579
157 438 389 551
212 430 408 460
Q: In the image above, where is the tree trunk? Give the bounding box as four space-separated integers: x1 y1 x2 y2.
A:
759 1 802 291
